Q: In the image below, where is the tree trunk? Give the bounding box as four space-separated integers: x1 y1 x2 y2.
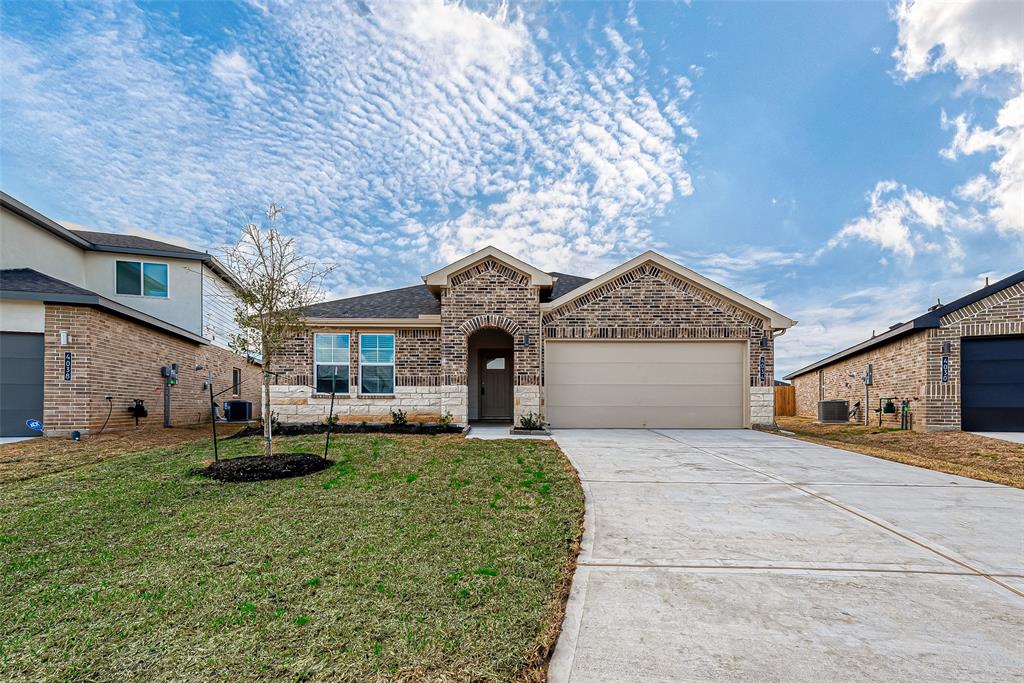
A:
263 370 274 456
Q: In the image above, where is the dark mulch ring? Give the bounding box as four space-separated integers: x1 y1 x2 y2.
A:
191 453 332 483
228 422 463 439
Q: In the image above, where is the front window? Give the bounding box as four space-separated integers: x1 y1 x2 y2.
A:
116 261 168 297
359 333 395 394
315 334 350 394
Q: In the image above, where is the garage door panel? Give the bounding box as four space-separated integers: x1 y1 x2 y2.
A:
0 332 44 437
545 341 745 429
546 362 743 386
547 342 740 364
550 405 743 429
547 383 742 408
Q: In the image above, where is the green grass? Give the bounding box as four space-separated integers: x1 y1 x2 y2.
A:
0 434 583 682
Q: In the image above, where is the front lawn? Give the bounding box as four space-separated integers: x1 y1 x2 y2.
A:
775 416 1024 488
0 434 584 681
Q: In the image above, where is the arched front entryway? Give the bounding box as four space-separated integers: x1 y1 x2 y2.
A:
467 328 514 421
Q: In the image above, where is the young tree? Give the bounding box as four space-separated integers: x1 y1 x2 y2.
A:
226 203 333 456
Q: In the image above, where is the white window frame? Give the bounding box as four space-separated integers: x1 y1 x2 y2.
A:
314 333 351 395
358 333 395 395
115 260 170 298
231 367 241 397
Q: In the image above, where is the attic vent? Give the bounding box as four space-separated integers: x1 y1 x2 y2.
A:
927 303 942 312
888 322 902 330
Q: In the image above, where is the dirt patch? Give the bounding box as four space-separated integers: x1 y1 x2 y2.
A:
191 453 331 482
0 425 242 484
228 423 463 438
775 416 1024 488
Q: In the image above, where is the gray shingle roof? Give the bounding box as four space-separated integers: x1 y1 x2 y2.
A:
545 272 592 301
0 268 97 297
301 284 441 318
302 271 593 319
70 229 208 258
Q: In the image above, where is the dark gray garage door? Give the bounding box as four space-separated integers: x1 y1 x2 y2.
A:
961 336 1024 432
0 332 44 437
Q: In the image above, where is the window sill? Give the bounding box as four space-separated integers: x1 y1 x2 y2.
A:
357 394 396 399
313 393 352 399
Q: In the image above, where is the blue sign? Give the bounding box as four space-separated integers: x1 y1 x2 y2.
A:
941 355 949 384
25 419 43 432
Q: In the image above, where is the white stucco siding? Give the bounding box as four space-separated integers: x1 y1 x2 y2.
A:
82 252 204 335
0 209 87 285
0 300 46 333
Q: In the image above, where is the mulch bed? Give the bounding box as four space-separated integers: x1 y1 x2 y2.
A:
191 453 332 483
228 423 463 439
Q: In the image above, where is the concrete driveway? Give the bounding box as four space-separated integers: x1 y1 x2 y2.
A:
549 429 1024 682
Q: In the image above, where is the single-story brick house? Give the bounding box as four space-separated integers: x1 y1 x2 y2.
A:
0 192 261 437
784 269 1024 432
271 246 796 428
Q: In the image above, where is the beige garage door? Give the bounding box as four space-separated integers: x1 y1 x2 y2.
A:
544 341 746 428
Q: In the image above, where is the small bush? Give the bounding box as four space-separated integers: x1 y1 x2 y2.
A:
518 412 543 430
390 409 408 426
438 411 453 428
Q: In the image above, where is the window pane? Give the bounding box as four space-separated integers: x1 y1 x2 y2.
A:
232 368 241 394
142 263 168 297
314 334 349 363
115 261 141 295
360 364 394 394
360 334 395 364
316 365 350 394
485 357 505 370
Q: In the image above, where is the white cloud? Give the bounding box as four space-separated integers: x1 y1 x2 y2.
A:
823 181 971 260
893 0 1024 234
0 0 698 296
892 0 1023 81
210 50 265 99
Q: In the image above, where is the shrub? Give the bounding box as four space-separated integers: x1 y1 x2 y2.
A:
518 412 543 430
438 411 453 428
390 409 408 426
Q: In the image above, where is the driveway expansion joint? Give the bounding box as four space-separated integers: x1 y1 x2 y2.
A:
652 429 1024 598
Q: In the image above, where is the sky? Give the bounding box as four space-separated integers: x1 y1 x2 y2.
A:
1 0 1021 378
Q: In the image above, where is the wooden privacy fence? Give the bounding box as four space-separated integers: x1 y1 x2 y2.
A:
774 385 796 417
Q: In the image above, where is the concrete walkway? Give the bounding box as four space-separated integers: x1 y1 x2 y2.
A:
549 429 1024 682
465 422 551 441
973 431 1024 445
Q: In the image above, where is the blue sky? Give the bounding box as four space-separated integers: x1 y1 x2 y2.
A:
1 0 1021 377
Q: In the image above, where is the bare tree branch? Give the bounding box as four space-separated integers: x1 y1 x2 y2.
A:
224 205 335 456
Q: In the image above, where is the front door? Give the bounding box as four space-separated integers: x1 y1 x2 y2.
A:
479 349 513 421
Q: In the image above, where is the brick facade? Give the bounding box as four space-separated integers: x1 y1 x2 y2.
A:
792 331 929 428
791 281 1024 431
43 304 261 435
272 255 784 427
543 261 776 425
437 259 543 423
925 281 1024 430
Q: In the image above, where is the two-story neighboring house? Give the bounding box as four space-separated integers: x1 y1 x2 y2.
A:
0 191 260 437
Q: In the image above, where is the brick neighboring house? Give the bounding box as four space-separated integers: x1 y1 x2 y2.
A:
784 269 1024 432
270 246 796 429
0 192 261 437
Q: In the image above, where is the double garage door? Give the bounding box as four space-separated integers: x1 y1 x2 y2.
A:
545 341 746 428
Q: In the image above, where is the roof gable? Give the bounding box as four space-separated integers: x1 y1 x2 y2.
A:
543 250 796 330
421 246 554 292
